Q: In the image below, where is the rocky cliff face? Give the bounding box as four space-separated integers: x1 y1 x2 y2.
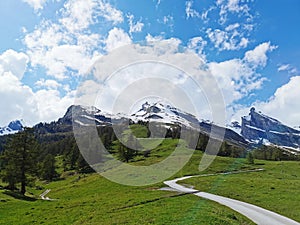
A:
241 107 300 148
0 120 24 135
58 105 114 126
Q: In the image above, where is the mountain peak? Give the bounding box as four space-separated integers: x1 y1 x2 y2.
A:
0 119 24 136
131 101 200 129
241 108 300 149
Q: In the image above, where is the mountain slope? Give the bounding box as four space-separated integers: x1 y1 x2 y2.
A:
241 107 300 150
131 101 200 128
0 120 24 136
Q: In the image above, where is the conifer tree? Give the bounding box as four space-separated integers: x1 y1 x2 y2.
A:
40 154 57 181
0 128 39 195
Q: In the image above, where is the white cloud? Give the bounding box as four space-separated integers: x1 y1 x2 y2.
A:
127 14 144 34
22 0 47 11
0 72 37 126
187 36 207 58
34 89 74 123
0 50 29 80
23 0 124 79
258 76 300 126
145 34 163 42
154 0 161 8
278 64 290 72
161 15 174 32
60 0 99 33
44 44 98 78
208 42 276 106
277 64 298 75
209 59 260 105
60 0 123 33
233 76 300 127
35 79 62 89
200 6 215 23
98 1 124 24
244 42 277 67
25 28 100 79
0 49 76 126
105 27 132 52
0 70 74 126
206 28 249 51
185 1 200 19
163 15 173 24
225 23 240 31
218 0 251 24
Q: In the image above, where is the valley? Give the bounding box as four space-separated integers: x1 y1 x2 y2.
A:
0 103 299 224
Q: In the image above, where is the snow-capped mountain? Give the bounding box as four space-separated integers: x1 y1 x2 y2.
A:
59 105 126 127
58 103 247 146
131 101 200 129
241 107 300 150
130 101 247 145
0 120 24 136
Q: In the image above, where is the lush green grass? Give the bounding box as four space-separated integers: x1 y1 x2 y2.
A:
179 160 300 222
132 139 259 178
1 136 298 224
0 173 254 225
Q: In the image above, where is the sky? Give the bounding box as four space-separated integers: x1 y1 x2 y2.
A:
0 0 300 127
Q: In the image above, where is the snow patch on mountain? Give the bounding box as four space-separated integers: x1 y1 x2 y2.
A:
130 101 200 129
241 107 300 151
0 120 25 136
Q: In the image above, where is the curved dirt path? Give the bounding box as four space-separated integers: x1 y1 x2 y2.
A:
164 170 300 225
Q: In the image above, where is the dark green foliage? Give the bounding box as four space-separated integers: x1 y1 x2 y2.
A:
196 133 209 150
196 136 246 158
251 145 295 161
218 141 246 158
76 153 94 173
0 135 10 153
40 154 58 181
117 142 136 163
246 152 254 164
0 128 39 195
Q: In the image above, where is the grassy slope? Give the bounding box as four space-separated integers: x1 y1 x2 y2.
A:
179 160 300 222
0 173 254 225
0 137 257 225
0 135 299 224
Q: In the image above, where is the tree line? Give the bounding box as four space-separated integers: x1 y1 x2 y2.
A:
0 121 298 195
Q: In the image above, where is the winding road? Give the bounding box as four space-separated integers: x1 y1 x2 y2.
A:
164 171 300 225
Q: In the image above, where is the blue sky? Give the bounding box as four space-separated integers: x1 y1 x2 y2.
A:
0 0 300 127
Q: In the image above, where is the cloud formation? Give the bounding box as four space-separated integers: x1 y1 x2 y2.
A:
233 76 300 127
244 42 277 67
105 28 132 52
22 0 47 11
185 1 200 19
24 0 123 79
0 50 29 80
127 14 144 34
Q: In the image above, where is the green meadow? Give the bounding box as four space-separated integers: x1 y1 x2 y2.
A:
0 138 299 224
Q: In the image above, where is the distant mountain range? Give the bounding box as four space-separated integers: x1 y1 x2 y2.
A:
240 107 300 150
0 120 24 135
1 103 300 153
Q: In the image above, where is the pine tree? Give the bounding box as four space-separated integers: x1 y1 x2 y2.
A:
117 140 136 163
0 128 39 195
76 153 94 173
40 154 57 181
246 151 255 164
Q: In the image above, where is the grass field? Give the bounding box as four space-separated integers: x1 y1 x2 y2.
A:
0 138 299 224
178 160 300 223
0 172 255 225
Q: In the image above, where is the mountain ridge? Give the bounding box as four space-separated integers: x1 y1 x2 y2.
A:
240 107 300 150
1 103 299 153
0 120 24 135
